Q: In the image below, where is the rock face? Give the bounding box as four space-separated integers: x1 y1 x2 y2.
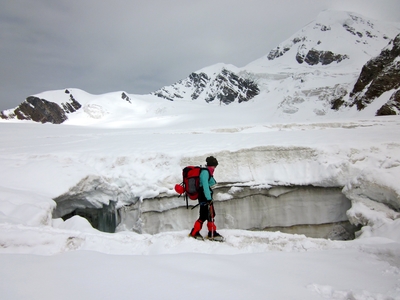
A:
349 33 400 114
296 49 349 65
266 16 366 66
1 11 399 123
0 89 82 124
376 90 400 115
0 96 68 124
152 67 260 105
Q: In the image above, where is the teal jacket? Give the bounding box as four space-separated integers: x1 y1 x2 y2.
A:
199 168 216 201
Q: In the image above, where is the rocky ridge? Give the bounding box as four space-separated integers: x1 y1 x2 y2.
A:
348 33 400 115
0 90 81 124
263 12 390 67
1 10 399 124
0 90 132 124
152 67 260 104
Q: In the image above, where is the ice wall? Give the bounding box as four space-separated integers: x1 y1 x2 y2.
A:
125 185 356 239
49 144 400 239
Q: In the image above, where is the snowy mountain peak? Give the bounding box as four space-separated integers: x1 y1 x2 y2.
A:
1 10 399 125
152 64 260 104
152 10 400 114
247 10 399 72
0 89 135 124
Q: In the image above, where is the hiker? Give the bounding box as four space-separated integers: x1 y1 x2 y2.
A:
189 156 224 241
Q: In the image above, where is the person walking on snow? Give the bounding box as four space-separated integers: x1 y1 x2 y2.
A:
189 156 224 241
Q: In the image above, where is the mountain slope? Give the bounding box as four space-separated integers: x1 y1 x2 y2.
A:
153 10 400 119
152 64 260 105
248 10 397 71
348 33 400 115
1 10 399 124
0 89 134 124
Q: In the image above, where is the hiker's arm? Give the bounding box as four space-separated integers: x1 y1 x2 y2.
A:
200 170 212 201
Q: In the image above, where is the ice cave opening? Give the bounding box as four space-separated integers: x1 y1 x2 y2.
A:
53 183 360 240
59 200 117 233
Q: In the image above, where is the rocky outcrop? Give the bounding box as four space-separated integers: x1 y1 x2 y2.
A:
268 37 349 65
0 89 82 124
265 12 393 69
205 69 260 104
121 92 132 103
153 72 210 101
153 68 260 105
1 96 68 124
376 90 400 115
296 49 349 65
349 33 400 113
62 90 82 113
188 72 209 100
267 37 305 60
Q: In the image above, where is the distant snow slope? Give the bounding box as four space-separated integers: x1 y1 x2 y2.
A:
153 10 400 119
1 9 400 300
247 10 399 71
1 10 399 125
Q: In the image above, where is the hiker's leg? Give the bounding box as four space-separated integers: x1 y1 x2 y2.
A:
190 219 203 236
207 203 216 231
207 221 216 232
190 201 208 236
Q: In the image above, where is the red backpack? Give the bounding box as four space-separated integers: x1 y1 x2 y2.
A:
175 166 210 209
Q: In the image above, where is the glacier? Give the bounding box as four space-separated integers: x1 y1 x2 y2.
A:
0 9 400 300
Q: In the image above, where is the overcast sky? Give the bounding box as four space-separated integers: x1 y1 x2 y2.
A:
1 0 399 110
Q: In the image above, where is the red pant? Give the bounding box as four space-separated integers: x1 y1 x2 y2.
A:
191 202 216 236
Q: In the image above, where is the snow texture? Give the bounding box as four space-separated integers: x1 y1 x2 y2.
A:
1 10 400 300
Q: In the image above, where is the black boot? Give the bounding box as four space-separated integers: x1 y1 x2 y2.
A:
208 231 224 242
189 228 204 240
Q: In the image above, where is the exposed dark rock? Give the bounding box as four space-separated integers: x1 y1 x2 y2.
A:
1 91 83 124
376 104 397 115
351 36 400 96
152 92 172 101
296 52 305 64
331 98 345 110
152 68 259 105
0 111 9 120
205 69 260 104
320 24 331 32
13 96 67 124
152 73 210 101
267 47 290 60
350 34 400 111
292 37 303 44
267 37 306 61
121 92 131 103
343 24 363 37
61 94 82 113
376 90 400 116
188 72 209 100
298 49 349 65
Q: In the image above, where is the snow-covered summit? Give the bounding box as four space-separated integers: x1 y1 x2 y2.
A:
152 63 260 104
1 11 400 299
1 10 400 125
152 10 400 118
246 10 399 72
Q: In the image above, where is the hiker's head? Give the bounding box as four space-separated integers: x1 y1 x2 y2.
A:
206 156 218 167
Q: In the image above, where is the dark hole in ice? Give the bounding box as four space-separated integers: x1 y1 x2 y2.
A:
58 200 117 233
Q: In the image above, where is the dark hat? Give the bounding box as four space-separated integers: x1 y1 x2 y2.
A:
206 156 218 167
